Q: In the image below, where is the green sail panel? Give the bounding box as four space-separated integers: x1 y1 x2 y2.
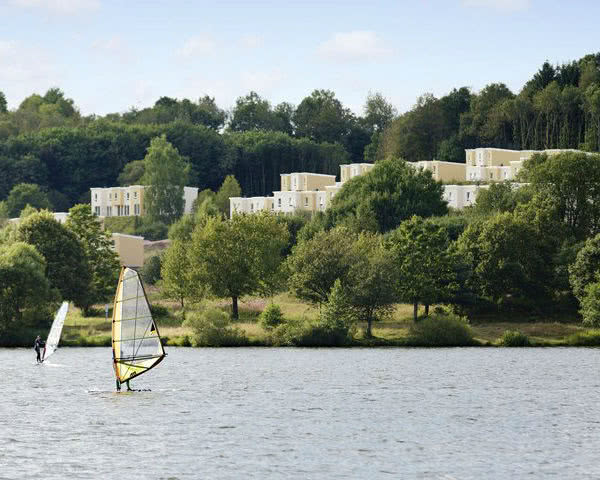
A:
112 267 165 383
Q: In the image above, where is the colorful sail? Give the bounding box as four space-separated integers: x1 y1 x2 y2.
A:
42 301 69 362
112 266 165 384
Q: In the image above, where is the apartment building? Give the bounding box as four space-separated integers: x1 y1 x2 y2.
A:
414 160 467 183
230 164 367 217
340 163 375 182
90 185 198 218
464 148 581 182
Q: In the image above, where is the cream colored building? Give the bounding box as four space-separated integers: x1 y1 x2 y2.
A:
112 233 145 268
230 165 364 217
414 160 467 182
90 185 198 218
465 148 581 182
340 163 375 182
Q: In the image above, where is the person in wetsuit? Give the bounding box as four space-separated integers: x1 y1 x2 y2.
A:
34 335 44 363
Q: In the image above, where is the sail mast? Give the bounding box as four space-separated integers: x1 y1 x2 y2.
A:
112 266 166 385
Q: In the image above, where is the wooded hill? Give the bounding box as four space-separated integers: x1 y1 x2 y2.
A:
0 52 599 211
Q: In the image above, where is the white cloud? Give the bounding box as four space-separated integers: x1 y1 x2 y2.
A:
240 34 263 49
240 68 285 93
10 0 100 14
0 40 59 108
317 31 392 63
91 35 133 65
461 0 530 11
176 35 217 58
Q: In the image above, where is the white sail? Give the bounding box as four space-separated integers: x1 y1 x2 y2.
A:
112 267 165 384
43 302 69 361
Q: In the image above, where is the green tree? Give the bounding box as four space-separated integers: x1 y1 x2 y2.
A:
190 212 288 319
214 175 242 216
456 212 552 309
161 238 203 319
569 233 600 303
5 183 52 218
117 160 145 186
141 134 190 224
66 204 120 314
363 92 396 133
522 151 600 240
228 91 280 132
327 157 447 233
18 210 92 306
580 280 600 327
294 89 352 144
388 216 457 321
345 233 398 337
0 91 7 114
0 242 52 335
286 227 356 306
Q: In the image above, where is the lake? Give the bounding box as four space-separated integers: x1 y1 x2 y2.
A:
1 347 600 479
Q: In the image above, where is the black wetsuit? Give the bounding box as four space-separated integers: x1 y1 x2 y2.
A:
34 338 44 363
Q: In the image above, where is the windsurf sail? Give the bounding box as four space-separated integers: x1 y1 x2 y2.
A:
112 266 166 385
42 301 69 362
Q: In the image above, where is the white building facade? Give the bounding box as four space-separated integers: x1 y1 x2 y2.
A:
90 185 198 218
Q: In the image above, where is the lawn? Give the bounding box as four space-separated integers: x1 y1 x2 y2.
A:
57 292 588 347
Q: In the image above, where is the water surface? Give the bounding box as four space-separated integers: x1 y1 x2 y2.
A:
1 347 600 479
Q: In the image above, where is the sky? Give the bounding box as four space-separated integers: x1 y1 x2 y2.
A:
1 0 599 117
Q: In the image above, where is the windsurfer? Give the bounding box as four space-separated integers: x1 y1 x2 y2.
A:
34 335 44 363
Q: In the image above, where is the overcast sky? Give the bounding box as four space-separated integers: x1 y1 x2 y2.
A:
1 0 598 116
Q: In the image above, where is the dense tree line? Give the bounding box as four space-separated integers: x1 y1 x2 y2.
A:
0 88 394 214
378 53 600 162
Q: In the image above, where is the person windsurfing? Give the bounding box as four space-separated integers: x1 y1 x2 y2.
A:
34 335 45 363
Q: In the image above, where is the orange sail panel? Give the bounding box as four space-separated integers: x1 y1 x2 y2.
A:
112 267 165 383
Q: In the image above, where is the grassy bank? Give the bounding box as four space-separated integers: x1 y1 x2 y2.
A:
33 289 591 348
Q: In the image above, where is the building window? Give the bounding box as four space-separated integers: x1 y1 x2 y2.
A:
94 193 97 201
288 198 292 206
134 204 140 215
94 206 100 216
304 197 308 206
250 203 254 211
466 192 471 201
278 198 281 207
271 203 274 210
134 192 137 198
126 193 129 200
106 206 112 217
125 205 130 216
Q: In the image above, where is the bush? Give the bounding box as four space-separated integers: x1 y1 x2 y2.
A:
580 281 600 327
566 330 600 346
184 308 249 346
141 255 162 285
150 303 169 319
136 220 168 241
408 313 476 347
499 329 530 347
270 317 350 347
259 303 285 330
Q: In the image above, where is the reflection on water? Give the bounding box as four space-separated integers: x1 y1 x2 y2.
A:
2 347 600 479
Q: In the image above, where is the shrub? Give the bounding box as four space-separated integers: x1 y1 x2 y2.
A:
499 329 530 347
408 313 476 347
141 254 162 285
566 330 600 346
270 317 350 347
580 281 600 327
259 303 285 330
184 308 249 346
136 220 169 241
150 303 169 319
